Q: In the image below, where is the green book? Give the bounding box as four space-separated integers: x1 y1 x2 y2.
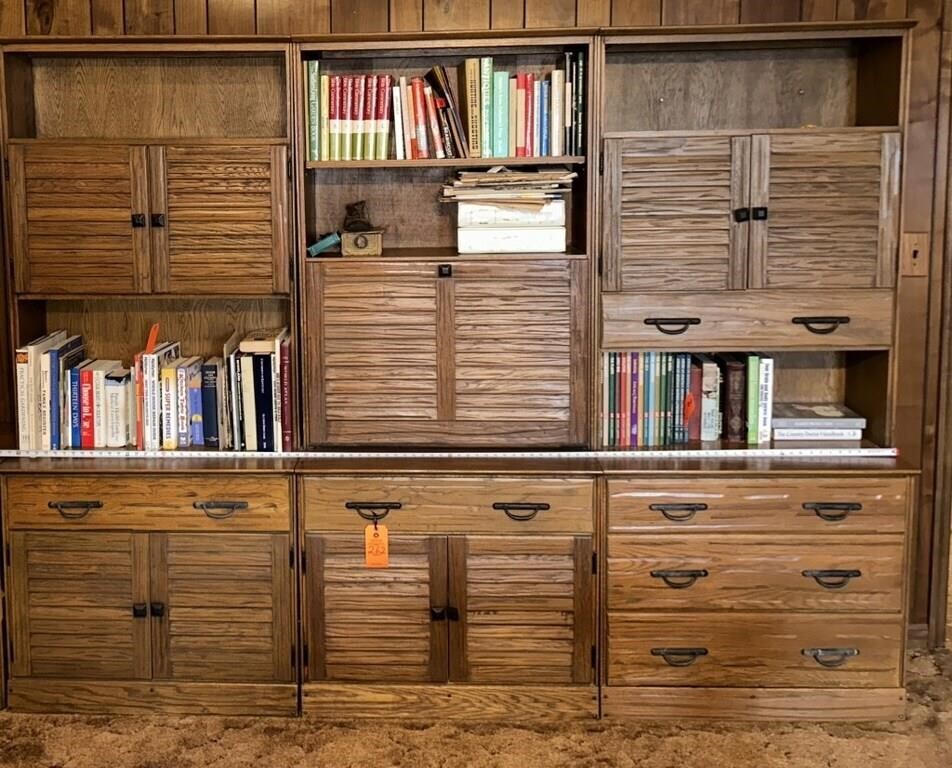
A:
747 354 760 443
307 61 320 162
480 57 493 159
492 71 509 158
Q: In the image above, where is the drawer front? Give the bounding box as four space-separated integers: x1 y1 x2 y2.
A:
602 289 893 349
302 477 594 534
608 477 908 535
5 475 291 532
608 613 902 688
607 537 903 613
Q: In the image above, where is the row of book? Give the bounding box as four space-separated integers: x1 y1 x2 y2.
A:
305 53 585 162
602 352 867 448
15 327 292 453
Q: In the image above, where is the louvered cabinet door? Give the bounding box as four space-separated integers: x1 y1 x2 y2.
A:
149 533 293 683
601 134 750 292
305 534 448 683
448 536 595 685
452 260 587 446
310 262 440 445
7 531 152 680
7 144 151 294
150 144 289 294
749 131 901 288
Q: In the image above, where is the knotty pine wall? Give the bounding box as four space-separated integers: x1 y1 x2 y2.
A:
0 0 949 644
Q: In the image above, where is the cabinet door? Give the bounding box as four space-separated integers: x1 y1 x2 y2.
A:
749 131 901 289
305 534 448 682
309 262 440 444
7 531 152 679
149 533 293 683
601 134 750 292
150 144 289 294
448 536 595 685
7 144 151 294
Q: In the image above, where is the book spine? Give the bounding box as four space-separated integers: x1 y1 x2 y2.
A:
15 349 29 450
723 361 746 442
105 380 125 448
271 349 281 454
564 52 573 157
466 59 481 157
280 339 292 451
330 75 342 161
525 72 535 157
161 367 178 450
240 355 258 451
532 77 541 158
550 69 564 157
320 74 330 162
630 352 638 448
746 355 760 444
602 353 609 447
688 359 702 443
492 71 509 158
341 75 353 161
307 60 320 161
608 353 615 447
573 51 585 155
364 74 377 161
127 370 136 448
201 363 220 449
773 428 863 441
508 77 517 157
39 351 52 451
252 354 274 453
189 371 204 447
456 226 565 254
515 73 527 157
134 354 144 450
620 351 628 449
92 368 109 449
177 364 190 448
352 75 365 160
436 101 456 159
377 75 392 160
400 76 414 159
230 353 244 451
69 367 82 449
758 357 774 445
423 85 446 159
411 78 430 159
540 80 550 157
80 368 94 449
391 85 405 160
480 57 493 158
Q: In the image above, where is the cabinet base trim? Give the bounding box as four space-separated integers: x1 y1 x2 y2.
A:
8 679 298 716
302 683 598 720
602 686 906 721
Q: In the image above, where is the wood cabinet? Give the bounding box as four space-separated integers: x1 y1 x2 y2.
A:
3 473 297 715
307 259 589 447
7 142 290 296
301 475 598 720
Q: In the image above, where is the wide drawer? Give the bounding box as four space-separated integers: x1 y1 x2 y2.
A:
607 612 902 688
602 289 893 349
302 477 594 534
4 475 291 532
608 477 909 535
607 536 904 612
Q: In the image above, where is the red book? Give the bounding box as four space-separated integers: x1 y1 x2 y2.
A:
341 75 354 160
411 77 430 159
404 78 419 159
525 72 535 157
377 75 393 159
79 367 95 449
515 73 527 157
686 359 702 442
423 85 446 159
280 338 292 451
353 75 366 159
329 75 342 159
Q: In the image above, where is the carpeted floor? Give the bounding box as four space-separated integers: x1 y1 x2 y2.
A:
0 651 949 768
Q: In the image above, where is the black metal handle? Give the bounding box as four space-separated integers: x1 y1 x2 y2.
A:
792 316 851 335
192 500 249 519
132 603 148 619
752 206 769 220
492 502 551 522
430 606 447 621
345 501 402 523
802 569 862 589
733 207 750 223
650 569 709 589
802 502 862 522
651 648 709 667
802 647 860 668
48 500 103 520
438 264 452 278
649 503 708 522
151 213 166 227
131 213 147 228
643 318 701 336
150 602 166 618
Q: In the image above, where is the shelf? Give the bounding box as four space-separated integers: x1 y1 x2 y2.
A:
305 156 585 170
600 439 888 453
305 246 587 262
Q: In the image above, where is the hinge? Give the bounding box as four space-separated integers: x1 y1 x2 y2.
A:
591 645 596 668
591 551 598 575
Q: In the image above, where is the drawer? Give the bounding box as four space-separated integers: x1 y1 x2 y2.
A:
607 613 902 688
4 475 291 532
302 477 594 534
607 536 904 612
602 289 893 349
608 477 909 535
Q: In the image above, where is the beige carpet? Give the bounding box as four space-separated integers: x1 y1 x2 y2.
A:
0 651 949 768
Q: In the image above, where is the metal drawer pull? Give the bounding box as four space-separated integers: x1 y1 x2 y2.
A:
650 569 709 589
649 502 708 522
48 500 103 520
802 648 860 668
651 648 709 667
132 603 148 619
430 606 460 622
802 502 862 522
791 316 851 335
150 602 166 618
193 500 249 519
643 317 701 335
802 569 862 589
492 501 551 521
345 501 402 523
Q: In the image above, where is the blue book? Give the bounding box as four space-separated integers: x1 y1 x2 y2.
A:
252 353 274 453
189 368 204 446
492 71 509 158
68 359 91 449
201 359 221 449
48 335 84 450
540 80 550 157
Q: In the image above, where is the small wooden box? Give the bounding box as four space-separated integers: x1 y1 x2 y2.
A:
341 230 384 257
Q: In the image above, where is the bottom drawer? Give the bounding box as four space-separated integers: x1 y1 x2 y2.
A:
608 613 902 688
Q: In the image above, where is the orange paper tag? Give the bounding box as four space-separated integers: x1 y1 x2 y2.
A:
365 524 389 568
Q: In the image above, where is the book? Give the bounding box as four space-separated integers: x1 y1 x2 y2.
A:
320 74 330 161
525 72 535 157
719 354 746 443
492 71 509 157
54 338 86 450
144 341 181 451
550 69 564 156
44 334 84 451
457 226 566 254
573 51 585 155
19 330 67 450
376 75 392 160
423 84 446 159
602 353 610 446
68 359 92 449
630 352 640 448
508 77 517 157
189 360 204 447
161 356 185 451
563 53 573 155
176 356 202 448
223 330 241 450
772 403 867 429
480 57 493 158
240 327 288 354
532 77 541 157
540 79 550 156
280 338 292 451
746 354 760 444
457 199 565 227
341 75 354 161
104 368 131 448
253 353 275 452
515 73 527 157
773 428 864 441
201 358 223 449
307 60 320 161
636 353 645 447
391 84 406 160
399 76 414 159
757 354 774 445
460 58 481 157
364 73 377 160
240 354 258 451
435 97 456 159
411 78 430 158
353 74 366 160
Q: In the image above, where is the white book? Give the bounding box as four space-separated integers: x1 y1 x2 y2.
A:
23 330 67 450
240 355 258 451
91 360 121 449
127 367 138 446
697 354 722 442
532 80 541 158
222 331 240 450
457 200 566 228
272 330 288 454
773 428 863 441
399 77 413 160
105 369 131 448
39 350 53 451
457 226 566 254
392 85 406 160
550 70 564 156
757 354 774 445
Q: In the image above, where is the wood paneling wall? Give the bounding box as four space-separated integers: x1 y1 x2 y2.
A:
0 0 949 644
